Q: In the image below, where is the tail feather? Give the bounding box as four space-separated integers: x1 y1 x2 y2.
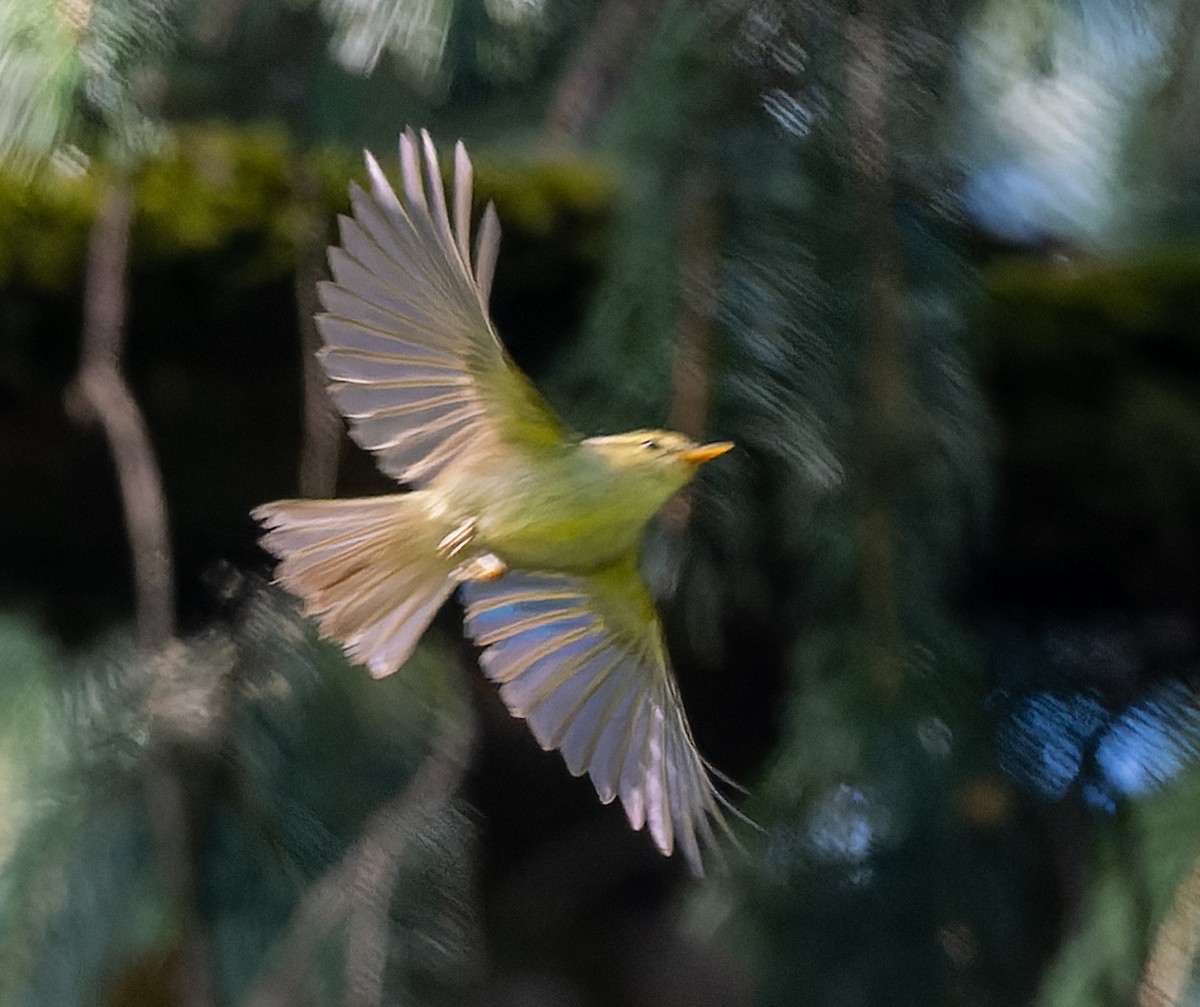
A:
252 493 455 678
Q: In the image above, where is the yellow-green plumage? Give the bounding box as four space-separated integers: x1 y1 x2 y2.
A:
253 129 733 873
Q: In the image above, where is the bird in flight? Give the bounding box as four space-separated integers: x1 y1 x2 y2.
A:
254 129 734 873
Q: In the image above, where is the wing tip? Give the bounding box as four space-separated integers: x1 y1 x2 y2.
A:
366 657 398 679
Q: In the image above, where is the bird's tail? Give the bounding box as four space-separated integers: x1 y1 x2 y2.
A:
252 493 456 678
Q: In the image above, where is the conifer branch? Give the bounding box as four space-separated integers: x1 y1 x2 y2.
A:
243 714 473 1007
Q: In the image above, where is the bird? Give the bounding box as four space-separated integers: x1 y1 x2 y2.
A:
252 128 734 873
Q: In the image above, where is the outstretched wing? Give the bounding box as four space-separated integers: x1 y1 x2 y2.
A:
459 563 727 874
317 128 567 486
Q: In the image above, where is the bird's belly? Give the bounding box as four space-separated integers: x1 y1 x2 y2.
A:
431 448 653 573
476 495 642 572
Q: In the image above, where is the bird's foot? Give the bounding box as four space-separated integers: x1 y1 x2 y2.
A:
451 553 508 582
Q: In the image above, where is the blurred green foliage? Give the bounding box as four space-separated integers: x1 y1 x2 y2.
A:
0 592 479 1007
0 158 102 292
5 0 1200 1005
0 0 182 175
0 120 612 292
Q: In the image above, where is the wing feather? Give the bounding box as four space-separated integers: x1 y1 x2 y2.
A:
452 142 473 265
346 183 453 297
317 128 566 486
644 704 671 857
399 422 483 481
315 290 461 362
337 200 426 294
326 381 471 416
398 135 427 216
473 203 501 311
590 686 643 804
419 131 464 273
346 403 482 456
319 353 462 388
460 568 727 874
619 700 651 830
559 662 631 778
497 633 609 708
326 247 458 338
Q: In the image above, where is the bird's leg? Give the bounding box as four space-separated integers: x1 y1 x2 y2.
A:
450 553 508 582
437 518 476 557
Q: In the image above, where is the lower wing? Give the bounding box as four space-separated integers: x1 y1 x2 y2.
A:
458 564 728 874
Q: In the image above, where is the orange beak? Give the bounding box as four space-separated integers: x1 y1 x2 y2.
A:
679 441 734 465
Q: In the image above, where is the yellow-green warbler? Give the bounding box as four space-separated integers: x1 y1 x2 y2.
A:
254 129 733 872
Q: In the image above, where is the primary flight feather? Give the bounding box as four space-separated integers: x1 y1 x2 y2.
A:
253 129 734 873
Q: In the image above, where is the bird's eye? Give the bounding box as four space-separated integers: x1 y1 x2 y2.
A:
640 438 661 452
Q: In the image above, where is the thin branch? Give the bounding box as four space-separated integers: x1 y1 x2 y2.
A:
65 177 175 650
662 169 721 533
65 176 217 1005
294 172 341 498
544 0 668 145
1139 849 1200 1007
844 0 907 692
669 169 720 442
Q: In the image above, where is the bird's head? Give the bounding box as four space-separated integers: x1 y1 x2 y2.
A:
583 430 734 511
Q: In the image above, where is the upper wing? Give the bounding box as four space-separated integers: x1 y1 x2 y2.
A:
459 563 728 874
317 128 567 486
